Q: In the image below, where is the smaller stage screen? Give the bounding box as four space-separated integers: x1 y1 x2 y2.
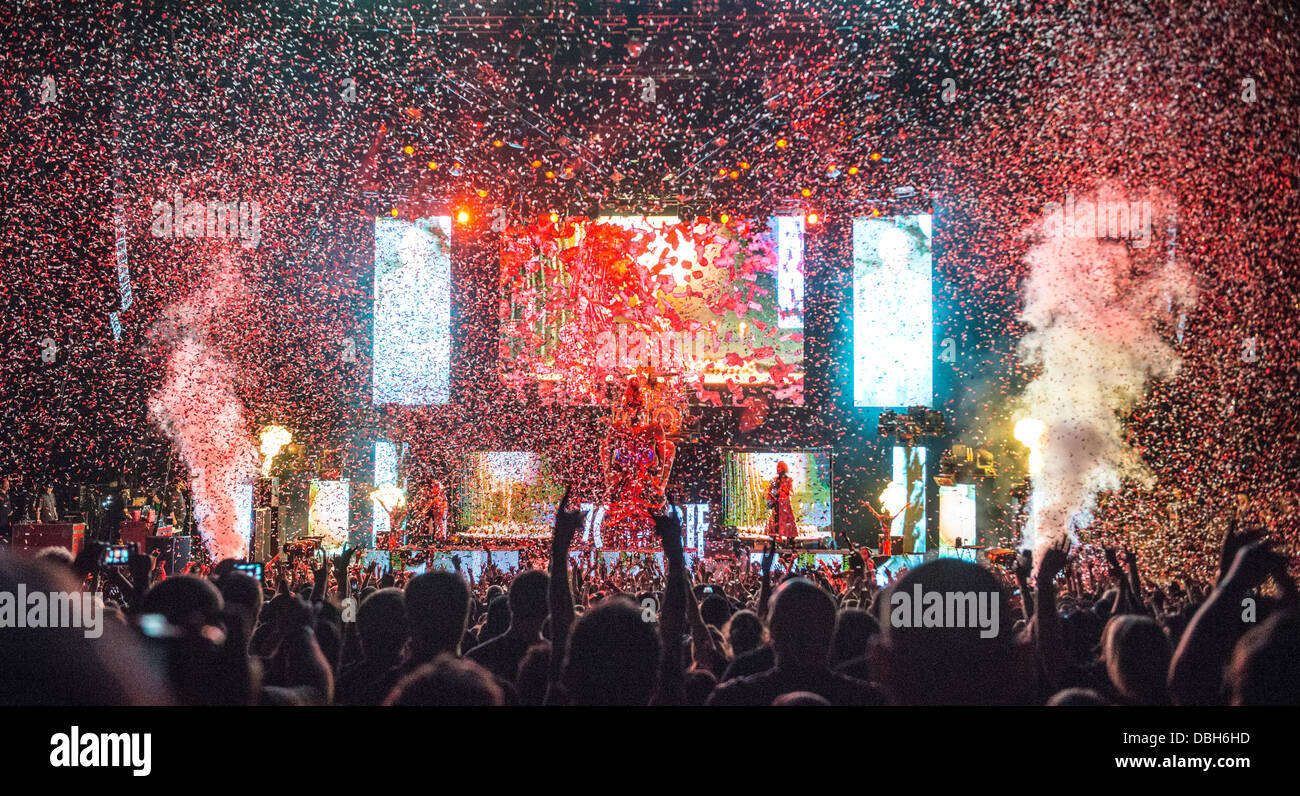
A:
372 215 452 406
852 214 933 408
889 445 927 553
722 450 832 542
939 483 977 549
308 480 350 548
456 451 564 538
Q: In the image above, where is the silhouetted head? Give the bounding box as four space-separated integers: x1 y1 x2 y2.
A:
772 691 830 706
1227 609 1300 706
404 571 470 658
0 553 171 705
508 569 550 626
384 654 503 706
357 588 408 662
723 609 765 656
140 575 223 630
1047 687 1111 706
563 596 661 706
830 608 879 667
700 593 731 629
874 559 1025 705
515 642 551 706
481 595 511 642
1102 614 1171 705
768 578 837 669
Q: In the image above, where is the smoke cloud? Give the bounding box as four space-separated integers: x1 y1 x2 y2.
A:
1017 190 1194 556
146 251 257 561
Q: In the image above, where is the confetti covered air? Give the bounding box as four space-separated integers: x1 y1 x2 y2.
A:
145 251 258 561
1016 190 1195 557
1 0 1299 717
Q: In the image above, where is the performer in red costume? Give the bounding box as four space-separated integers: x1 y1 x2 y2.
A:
765 461 798 545
600 377 675 549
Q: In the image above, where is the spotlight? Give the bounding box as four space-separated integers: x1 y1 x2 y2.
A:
427 162 438 170
493 139 504 147
870 152 882 161
548 212 559 223
739 161 751 170
800 188 812 197
718 167 728 177
805 212 819 225
457 210 470 224
403 145 414 155
848 166 859 175
389 208 399 217
544 170 555 179
719 212 730 224
531 159 542 168
729 170 739 179
775 138 788 148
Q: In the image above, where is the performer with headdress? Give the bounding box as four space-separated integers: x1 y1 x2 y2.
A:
600 376 675 549
765 461 798 545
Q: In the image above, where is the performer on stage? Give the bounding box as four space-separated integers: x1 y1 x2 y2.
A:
864 495 914 555
424 478 449 543
600 377 675 549
765 461 798 545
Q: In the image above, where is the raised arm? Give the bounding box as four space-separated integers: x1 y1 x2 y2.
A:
653 497 687 706
545 486 583 705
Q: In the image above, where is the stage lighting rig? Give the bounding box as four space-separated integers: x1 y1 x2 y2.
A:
935 444 997 486
877 406 945 445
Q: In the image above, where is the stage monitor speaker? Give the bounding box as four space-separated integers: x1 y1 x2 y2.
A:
146 535 191 575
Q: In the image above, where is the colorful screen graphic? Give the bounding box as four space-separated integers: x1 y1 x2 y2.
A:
500 215 805 404
373 215 452 405
722 450 832 539
852 215 933 407
308 480 350 547
890 445 927 553
456 451 564 537
939 483 977 549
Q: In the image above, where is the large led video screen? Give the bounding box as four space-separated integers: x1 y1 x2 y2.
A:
890 445 927 553
456 451 564 537
722 450 832 541
500 215 805 404
308 479 350 548
852 215 933 407
372 215 452 405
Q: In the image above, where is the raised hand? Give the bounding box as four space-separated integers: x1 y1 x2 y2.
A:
553 485 584 553
761 541 776 578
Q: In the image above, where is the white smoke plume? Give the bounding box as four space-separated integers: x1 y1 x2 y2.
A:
1017 190 1195 556
147 251 257 561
